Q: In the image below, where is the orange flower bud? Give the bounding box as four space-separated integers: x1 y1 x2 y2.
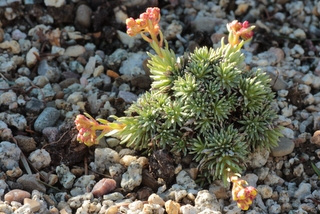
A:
231 176 257 210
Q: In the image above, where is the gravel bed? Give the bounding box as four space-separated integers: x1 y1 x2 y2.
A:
1 0 320 213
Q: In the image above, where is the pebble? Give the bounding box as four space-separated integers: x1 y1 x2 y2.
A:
119 52 148 75
121 162 143 191
44 0 65 7
28 149 51 170
75 4 92 28
33 107 60 132
64 45 86 57
271 137 295 157
246 148 269 168
194 190 220 212
118 91 138 103
0 141 21 170
26 47 39 67
294 183 311 200
311 130 320 146
16 174 46 192
56 164 76 189
92 147 120 173
4 189 31 203
257 185 273 199
0 40 20 54
91 178 116 197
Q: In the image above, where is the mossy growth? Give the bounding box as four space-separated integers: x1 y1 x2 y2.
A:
116 38 283 186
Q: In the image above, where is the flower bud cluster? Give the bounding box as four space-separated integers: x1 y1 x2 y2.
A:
231 176 258 210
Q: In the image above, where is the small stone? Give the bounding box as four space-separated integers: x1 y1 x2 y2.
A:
91 178 117 197
257 185 273 199
64 45 86 57
28 149 51 170
246 148 270 168
121 162 143 192
56 164 76 189
293 28 306 40
164 20 183 40
92 148 120 174
293 163 304 177
118 91 138 103
120 155 137 167
294 183 311 200
0 112 27 131
44 0 65 7
34 107 60 132
311 130 320 146
4 189 31 203
23 198 40 212
0 141 21 170
148 193 165 206
180 204 198 214
0 40 20 54
26 47 39 67
75 4 92 28
271 137 295 157
165 200 180 214
0 91 17 106
194 190 220 212
16 174 46 192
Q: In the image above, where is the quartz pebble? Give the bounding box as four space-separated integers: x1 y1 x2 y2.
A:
91 178 116 197
28 149 51 170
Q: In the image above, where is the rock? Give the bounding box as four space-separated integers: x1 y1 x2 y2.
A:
102 192 124 201
34 107 60 132
293 163 304 177
0 141 21 170
82 56 96 78
44 0 65 7
180 204 198 214
121 162 143 191
37 60 61 83
311 130 320 146
4 189 31 203
0 112 27 131
191 14 222 33
28 149 51 170
67 192 93 209
75 4 92 28
16 174 46 192
257 185 273 199
91 178 116 197
15 135 37 153
0 40 20 54
118 91 138 103
24 198 41 212
264 172 285 186
0 91 17 106
165 200 180 214
194 190 220 212
294 183 311 200
246 147 270 168
148 193 165 206
56 164 76 189
26 47 39 67
271 137 295 157
42 127 59 143
164 20 183 40
64 45 86 57
176 170 197 190
92 148 120 174
119 52 148 75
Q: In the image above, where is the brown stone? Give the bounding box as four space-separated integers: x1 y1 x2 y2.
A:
4 189 31 203
24 198 40 212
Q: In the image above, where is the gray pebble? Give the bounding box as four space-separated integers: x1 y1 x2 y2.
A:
121 162 142 191
34 107 60 132
0 112 27 131
16 174 46 192
271 137 295 157
25 97 45 115
0 141 21 170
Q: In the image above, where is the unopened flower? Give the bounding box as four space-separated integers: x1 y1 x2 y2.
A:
231 176 258 210
126 7 164 56
75 113 125 146
227 20 255 46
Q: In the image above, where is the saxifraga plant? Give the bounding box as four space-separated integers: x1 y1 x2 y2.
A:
75 8 282 210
